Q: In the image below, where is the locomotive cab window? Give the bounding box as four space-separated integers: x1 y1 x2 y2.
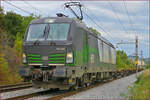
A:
27 24 47 41
47 23 70 40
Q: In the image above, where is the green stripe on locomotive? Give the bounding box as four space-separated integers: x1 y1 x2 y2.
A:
68 23 116 72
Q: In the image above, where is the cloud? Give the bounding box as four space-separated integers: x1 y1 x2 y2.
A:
83 2 148 22
2 1 66 16
1 1 149 57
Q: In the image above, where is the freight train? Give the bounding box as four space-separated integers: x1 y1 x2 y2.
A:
19 16 118 90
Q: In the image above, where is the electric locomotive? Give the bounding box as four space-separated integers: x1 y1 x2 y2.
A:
19 16 116 90
19 2 116 90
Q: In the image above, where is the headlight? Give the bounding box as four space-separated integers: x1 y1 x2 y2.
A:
66 52 73 63
22 53 27 63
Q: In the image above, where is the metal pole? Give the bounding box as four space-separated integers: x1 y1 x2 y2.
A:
135 36 138 77
141 50 143 68
0 1 2 57
149 1 150 99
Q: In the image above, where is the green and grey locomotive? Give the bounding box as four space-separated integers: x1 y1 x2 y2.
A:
19 17 116 89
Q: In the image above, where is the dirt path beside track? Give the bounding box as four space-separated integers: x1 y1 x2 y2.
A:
63 71 143 100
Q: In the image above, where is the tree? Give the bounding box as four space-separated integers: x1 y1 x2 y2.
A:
22 15 35 38
116 50 135 70
1 10 36 47
89 27 101 35
0 9 35 85
1 12 24 39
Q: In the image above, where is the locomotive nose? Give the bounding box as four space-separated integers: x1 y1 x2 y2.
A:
23 41 73 66
26 46 66 66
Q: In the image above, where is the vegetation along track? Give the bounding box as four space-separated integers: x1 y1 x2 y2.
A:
0 82 32 93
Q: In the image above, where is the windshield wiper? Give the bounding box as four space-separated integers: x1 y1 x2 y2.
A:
34 26 47 45
48 30 53 41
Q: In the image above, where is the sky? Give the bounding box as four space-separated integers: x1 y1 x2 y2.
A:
1 0 149 58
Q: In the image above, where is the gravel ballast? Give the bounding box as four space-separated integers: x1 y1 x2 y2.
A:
0 87 48 100
64 72 142 100
0 72 142 100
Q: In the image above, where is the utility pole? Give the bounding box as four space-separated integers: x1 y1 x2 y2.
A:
116 36 138 76
141 50 143 68
135 36 138 77
0 26 1 56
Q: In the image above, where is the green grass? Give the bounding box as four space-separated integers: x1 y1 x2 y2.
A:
128 69 150 100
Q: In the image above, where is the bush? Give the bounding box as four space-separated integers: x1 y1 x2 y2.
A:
116 50 135 70
0 9 35 85
128 69 150 100
146 63 150 69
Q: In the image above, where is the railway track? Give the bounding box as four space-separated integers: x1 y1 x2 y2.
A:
0 82 33 93
3 81 112 100
46 70 143 100
3 89 66 100
1 70 143 100
0 77 123 100
4 90 47 100
45 78 118 100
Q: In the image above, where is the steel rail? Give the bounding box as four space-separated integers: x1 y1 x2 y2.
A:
4 89 64 100
0 82 32 93
2 69 143 100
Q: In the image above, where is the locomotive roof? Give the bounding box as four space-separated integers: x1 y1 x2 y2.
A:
30 17 115 48
98 35 115 48
30 17 74 24
30 17 87 28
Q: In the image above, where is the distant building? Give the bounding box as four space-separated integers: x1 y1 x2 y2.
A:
137 60 146 68
128 55 146 68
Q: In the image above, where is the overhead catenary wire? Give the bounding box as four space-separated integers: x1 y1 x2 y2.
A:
82 11 108 36
81 2 130 51
122 1 143 57
22 0 46 16
107 1 137 53
69 1 135 51
64 1 127 46
82 10 116 43
122 0 138 36
64 2 114 47
78 1 123 48
82 6 115 43
4 1 37 17
108 1 129 35
123 0 145 57
3 1 23 15
78 1 125 47
70 1 114 40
